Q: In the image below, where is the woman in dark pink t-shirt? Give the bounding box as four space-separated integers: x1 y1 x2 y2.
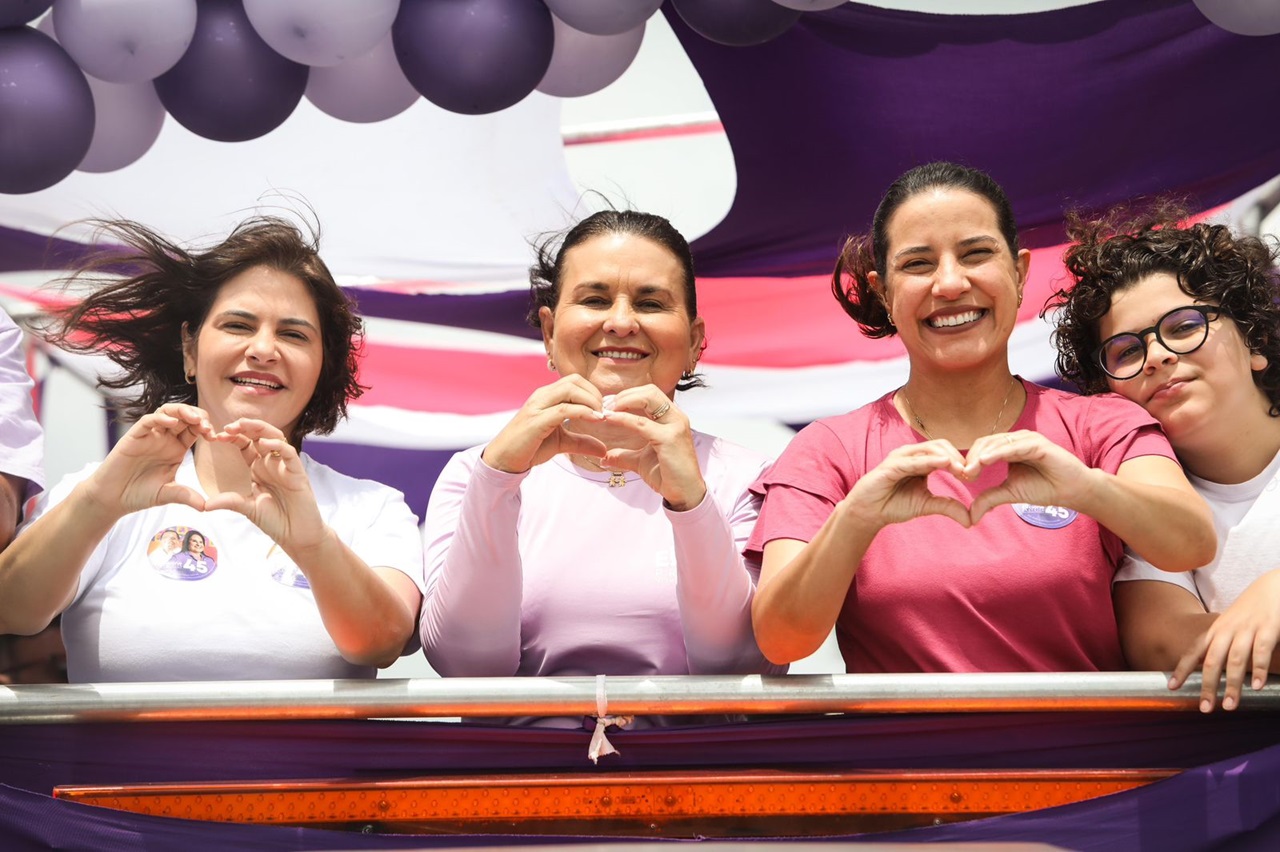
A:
748 162 1214 673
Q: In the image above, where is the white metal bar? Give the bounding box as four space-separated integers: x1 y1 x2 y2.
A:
1 672 1274 725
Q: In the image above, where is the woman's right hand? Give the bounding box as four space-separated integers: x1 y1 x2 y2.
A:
843 439 971 530
86 403 214 515
481 375 608 474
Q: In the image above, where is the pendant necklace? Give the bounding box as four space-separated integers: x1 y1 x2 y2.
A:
579 456 628 488
899 377 1018 441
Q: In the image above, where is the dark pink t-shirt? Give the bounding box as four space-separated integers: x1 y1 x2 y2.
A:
748 381 1175 673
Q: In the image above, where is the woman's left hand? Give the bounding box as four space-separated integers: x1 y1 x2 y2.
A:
965 430 1098 523
596 386 706 511
204 418 327 550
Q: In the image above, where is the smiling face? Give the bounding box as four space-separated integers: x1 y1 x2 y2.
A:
186 533 205 555
539 232 705 398
182 266 324 440
872 188 1029 376
1098 272 1269 452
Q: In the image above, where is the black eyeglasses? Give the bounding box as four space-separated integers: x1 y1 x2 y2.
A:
1095 305 1223 381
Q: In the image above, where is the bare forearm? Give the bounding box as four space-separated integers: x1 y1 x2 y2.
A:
0 484 121 635
0 473 22 552
752 500 879 664
1077 469 1214 572
287 530 417 668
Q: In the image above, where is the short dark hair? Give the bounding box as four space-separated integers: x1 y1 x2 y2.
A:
1049 201 1280 415
42 216 365 443
832 161 1021 338
528 209 706 392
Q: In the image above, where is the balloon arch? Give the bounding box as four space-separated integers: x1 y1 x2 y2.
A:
0 0 1275 195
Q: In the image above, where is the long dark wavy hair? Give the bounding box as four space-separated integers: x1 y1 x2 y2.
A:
1048 200 1280 415
41 216 366 443
528 208 707 392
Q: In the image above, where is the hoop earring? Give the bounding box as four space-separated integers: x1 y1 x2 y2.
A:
885 309 894 326
184 372 196 385
547 357 556 373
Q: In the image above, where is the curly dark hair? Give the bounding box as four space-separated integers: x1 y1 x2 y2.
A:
527 209 707 392
1048 201 1280 415
41 216 366 444
832 161 1021 338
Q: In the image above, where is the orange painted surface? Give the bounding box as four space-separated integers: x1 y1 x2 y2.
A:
54 768 1175 835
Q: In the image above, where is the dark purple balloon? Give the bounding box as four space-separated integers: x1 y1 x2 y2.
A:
393 0 554 116
0 27 94 194
672 0 802 47
153 0 307 143
0 0 52 29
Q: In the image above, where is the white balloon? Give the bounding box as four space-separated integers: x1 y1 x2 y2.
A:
1193 0 1280 36
77 77 166 173
52 0 196 84
305 32 419 123
538 16 645 99
543 0 662 37
244 0 399 67
773 0 845 8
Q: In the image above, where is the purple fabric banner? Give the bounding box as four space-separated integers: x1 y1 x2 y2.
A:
3 713 1280 849
669 0 1280 276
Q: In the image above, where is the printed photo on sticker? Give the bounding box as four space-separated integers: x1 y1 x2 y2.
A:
149 526 219 580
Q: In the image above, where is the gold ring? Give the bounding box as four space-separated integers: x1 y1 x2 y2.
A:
269 450 282 458
650 401 672 421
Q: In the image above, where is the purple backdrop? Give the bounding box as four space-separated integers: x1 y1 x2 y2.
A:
669 0 1280 276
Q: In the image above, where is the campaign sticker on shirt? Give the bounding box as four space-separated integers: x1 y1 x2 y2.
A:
148 526 218 580
267 544 311 589
1012 503 1078 530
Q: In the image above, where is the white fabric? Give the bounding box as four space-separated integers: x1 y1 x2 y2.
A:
420 431 783 681
25 451 423 682
0 308 43 504
1115 448 1280 611
0 97 581 282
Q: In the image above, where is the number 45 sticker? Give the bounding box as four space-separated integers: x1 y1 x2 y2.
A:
1012 503 1078 530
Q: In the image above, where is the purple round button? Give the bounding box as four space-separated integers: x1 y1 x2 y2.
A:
1012 503 1078 529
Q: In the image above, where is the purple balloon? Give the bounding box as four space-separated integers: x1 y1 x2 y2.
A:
153 0 308 143
392 0 554 116
543 0 661 36
0 27 94 194
672 0 801 47
0 0 52 28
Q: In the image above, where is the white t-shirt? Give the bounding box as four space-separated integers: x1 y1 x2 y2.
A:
0 308 43 504
1115 449 1280 611
25 451 424 682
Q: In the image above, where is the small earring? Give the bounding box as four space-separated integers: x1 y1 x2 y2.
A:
885 309 894 326
1017 292 1024 307
184 371 196 385
547 357 556 373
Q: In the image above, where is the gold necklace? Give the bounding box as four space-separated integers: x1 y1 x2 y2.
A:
899 377 1018 442
577 456 628 488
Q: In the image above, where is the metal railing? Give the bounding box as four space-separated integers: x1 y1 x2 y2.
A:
2 671 1275 724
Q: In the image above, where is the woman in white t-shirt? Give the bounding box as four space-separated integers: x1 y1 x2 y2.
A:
0 217 423 682
1051 203 1280 711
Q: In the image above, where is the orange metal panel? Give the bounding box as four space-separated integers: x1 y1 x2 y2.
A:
54 768 1176 836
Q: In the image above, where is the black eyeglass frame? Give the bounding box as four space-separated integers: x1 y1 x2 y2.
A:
1095 304 1225 381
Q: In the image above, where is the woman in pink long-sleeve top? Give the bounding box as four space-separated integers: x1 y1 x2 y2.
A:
420 210 783 715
